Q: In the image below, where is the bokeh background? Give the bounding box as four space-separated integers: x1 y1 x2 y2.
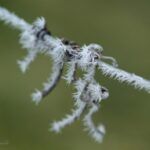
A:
0 0 150 150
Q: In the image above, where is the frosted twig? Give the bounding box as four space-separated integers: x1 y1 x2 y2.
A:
83 104 105 143
51 100 86 133
32 62 64 104
17 50 37 73
98 61 150 93
63 61 77 84
0 7 30 31
0 6 149 143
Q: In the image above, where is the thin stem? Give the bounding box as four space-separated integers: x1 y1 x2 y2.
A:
42 62 64 98
0 7 30 31
98 61 150 93
83 104 105 143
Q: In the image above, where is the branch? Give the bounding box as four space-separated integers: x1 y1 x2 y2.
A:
0 7 30 31
98 61 150 93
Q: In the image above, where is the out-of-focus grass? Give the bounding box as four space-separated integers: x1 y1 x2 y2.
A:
0 0 150 150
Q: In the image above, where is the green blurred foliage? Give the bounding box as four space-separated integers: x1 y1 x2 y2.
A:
0 0 150 150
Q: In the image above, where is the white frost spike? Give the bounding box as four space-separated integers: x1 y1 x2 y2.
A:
51 100 86 132
83 105 105 143
98 62 150 93
17 60 27 73
33 17 46 29
31 90 42 105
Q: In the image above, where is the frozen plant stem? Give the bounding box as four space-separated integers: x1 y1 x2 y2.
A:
0 6 150 143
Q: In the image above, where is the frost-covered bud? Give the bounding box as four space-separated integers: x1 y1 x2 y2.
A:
33 17 46 32
78 44 103 69
101 87 109 100
87 43 103 53
81 82 109 105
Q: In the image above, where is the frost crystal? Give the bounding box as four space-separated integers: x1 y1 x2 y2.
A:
0 6 150 143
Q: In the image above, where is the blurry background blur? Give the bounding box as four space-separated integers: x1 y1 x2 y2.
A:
0 0 150 150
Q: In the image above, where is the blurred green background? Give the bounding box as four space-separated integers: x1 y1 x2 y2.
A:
0 0 150 150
